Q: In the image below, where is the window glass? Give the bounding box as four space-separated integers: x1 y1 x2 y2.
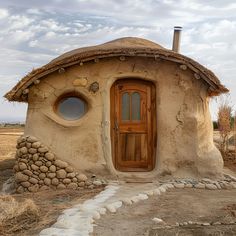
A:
57 96 87 120
121 92 130 120
131 92 141 120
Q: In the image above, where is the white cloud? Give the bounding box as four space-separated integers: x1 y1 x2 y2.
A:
29 39 38 47
26 8 42 15
0 8 8 19
0 0 235 121
41 19 70 32
9 15 34 29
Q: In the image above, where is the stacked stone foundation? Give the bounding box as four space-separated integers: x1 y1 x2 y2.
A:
14 135 103 193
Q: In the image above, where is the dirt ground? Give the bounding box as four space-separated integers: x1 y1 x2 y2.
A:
93 132 236 236
0 127 236 236
94 188 236 236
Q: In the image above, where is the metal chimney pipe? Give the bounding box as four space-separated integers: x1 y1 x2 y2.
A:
172 26 182 53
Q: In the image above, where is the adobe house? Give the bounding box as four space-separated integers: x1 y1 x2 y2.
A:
5 27 228 181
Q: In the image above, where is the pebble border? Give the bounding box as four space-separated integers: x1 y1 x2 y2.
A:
91 175 236 228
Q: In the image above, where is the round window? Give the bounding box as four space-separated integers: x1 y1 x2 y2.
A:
56 96 87 120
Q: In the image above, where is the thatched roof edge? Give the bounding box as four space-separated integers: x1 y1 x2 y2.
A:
4 46 228 102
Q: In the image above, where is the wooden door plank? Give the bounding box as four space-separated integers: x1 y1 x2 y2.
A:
127 134 135 161
141 134 147 161
135 134 141 161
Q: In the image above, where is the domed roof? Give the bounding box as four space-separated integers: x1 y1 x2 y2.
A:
5 37 228 102
102 37 164 48
51 37 164 63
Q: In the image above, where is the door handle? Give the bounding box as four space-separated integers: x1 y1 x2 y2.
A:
114 119 119 131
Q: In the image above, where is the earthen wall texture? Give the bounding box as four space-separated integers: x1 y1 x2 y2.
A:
25 57 223 178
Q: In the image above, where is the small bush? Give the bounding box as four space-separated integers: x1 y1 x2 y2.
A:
0 195 39 235
217 96 232 157
234 112 236 154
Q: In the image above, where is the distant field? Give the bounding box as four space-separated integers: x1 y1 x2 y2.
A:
0 127 24 134
0 127 23 189
0 127 23 161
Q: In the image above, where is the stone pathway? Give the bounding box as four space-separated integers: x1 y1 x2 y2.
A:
39 181 159 236
39 184 119 236
39 174 236 236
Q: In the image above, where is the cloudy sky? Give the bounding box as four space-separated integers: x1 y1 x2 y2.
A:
0 0 235 122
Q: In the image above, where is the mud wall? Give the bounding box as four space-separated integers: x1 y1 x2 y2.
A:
25 56 223 178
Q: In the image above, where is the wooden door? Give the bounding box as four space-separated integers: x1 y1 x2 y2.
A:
111 79 156 171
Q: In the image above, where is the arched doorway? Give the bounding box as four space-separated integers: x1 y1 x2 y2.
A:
110 79 156 172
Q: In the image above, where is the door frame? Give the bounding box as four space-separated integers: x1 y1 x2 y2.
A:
110 78 157 172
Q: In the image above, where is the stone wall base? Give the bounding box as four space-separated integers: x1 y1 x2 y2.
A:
14 135 105 193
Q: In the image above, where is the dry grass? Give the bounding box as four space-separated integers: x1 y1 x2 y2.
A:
0 134 20 160
0 128 22 189
217 98 232 157
0 195 40 235
234 112 236 153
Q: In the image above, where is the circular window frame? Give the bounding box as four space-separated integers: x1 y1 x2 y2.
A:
54 92 88 121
